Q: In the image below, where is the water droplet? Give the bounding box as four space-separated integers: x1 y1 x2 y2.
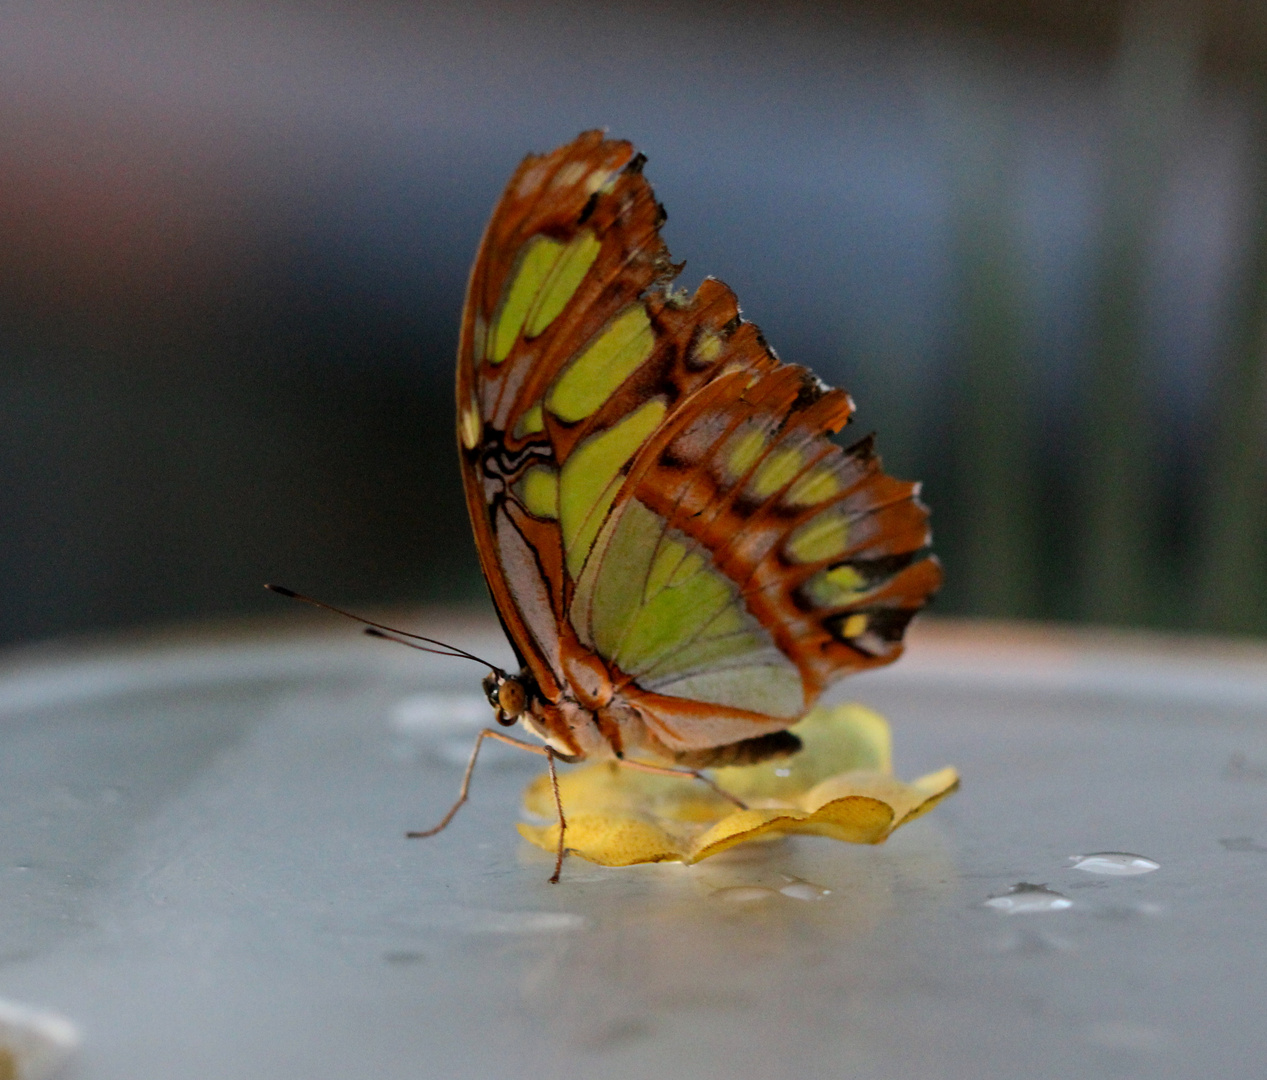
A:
778 876 831 901
1070 852 1159 876
984 883 1072 914
713 885 779 903
774 767 792 777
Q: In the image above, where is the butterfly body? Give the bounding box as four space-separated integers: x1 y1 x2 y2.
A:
456 132 941 777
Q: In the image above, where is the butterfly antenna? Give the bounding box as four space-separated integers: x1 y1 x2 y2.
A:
264 584 500 670
362 626 491 664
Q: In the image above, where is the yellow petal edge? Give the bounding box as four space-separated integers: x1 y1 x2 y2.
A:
518 703 959 867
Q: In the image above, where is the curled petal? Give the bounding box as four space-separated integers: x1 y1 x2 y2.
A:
518 705 958 868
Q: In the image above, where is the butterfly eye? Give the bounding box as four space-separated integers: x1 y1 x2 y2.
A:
481 672 501 709
497 678 528 718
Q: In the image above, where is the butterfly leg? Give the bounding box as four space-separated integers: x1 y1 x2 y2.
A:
615 758 749 810
545 746 569 884
407 727 551 839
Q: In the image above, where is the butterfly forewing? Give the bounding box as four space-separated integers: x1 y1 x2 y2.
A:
458 131 940 758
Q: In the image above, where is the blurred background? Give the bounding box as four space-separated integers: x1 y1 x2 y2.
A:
2 0 1266 648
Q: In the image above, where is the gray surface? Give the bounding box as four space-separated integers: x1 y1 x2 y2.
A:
1 617 1265 1079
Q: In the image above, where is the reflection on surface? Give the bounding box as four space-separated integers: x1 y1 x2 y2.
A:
777 876 833 901
5 624 1267 1078
0 684 264 963
514 826 958 1056
709 886 781 904
984 883 1073 914
0 997 80 1080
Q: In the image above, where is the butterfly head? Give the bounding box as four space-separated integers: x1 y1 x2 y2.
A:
482 669 531 727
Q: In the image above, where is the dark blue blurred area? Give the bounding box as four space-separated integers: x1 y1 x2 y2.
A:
2 0 1266 645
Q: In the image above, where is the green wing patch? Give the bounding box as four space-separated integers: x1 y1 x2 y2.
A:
572 498 804 718
488 232 602 364
559 399 666 578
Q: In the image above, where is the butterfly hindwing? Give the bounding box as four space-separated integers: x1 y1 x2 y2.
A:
458 131 939 758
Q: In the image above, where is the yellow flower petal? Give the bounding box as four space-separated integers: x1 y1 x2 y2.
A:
711 702 892 802
518 704 958 868
521 762 731 822
518 813 684 866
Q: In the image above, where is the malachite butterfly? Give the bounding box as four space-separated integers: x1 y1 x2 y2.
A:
433 131 940 879
270 131 941 880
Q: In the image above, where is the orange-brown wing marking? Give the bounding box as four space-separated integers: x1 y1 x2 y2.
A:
617 350 942 706
457 130 939 726
456 133 777 698
457 132 681 696
550 272 939 753
457 133 637 693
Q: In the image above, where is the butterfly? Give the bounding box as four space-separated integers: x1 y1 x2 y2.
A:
272 131 940 882
408 130 941 881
